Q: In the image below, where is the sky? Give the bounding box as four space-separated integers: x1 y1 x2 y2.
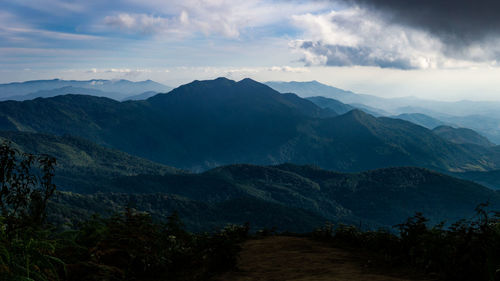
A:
2 0 500 101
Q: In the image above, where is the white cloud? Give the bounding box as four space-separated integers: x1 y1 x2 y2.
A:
102 0 328 38
4 26 100 41
268 66 310 73
87 68 153 74
104 13 170 35
0 10 101 46
290 7 500 69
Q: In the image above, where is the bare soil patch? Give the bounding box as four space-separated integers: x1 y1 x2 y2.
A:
216 236 437 281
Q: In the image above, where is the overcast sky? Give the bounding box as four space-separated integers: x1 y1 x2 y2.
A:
2 0 500 101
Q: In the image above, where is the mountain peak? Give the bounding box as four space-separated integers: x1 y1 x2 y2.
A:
238 77 258 83
335 109 378 126
237 78 269 89
212 77 235 84
343 109 371 119
214 77 232 81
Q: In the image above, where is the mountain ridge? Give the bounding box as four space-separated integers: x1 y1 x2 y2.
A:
0 77 497 172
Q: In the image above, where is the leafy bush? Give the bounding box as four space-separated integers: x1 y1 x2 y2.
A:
58 210 249 281
0 143 249 281
0 142 61 281
312 206 500 281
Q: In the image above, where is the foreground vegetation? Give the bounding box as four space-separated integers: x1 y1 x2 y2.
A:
2 142 500 281
0 143 248 281
312 206 500 281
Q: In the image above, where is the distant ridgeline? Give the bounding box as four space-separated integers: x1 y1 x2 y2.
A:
0 78 172 101
266 80 500 144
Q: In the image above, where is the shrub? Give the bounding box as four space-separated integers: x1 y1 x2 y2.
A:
311 205 500 281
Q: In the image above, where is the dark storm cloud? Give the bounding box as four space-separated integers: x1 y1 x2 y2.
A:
298 41 416 69
342 0 500 47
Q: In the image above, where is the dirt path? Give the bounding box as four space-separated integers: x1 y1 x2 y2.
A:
216 236 435 281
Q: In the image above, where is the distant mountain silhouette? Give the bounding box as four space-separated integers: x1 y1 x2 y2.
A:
392 113 448 129
122 91 159 101
265 80 392 109
306 96 354 115
266 80 500 119
0 79 172 101
0 86 128 101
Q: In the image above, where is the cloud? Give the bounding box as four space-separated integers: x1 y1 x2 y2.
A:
4 26 100 41
101 0 328 38
0 10 101 49
104 13 170 35
290 7 500 69
268 66 310 73
87 68 152 74
290 9 446 69
341 0 500 49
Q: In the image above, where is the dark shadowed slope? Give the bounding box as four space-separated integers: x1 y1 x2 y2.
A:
50 193 326 233
451 170 500 190
4 128 494 231
274 164 500 226
45 157 500 230
0 131 181 193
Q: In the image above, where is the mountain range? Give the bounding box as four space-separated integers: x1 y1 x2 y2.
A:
0 77 500 232
0 79 172 101
0 77 498 173
266 80 500 117
267 81 500 144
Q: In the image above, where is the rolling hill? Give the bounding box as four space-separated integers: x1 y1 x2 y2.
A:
50 162 500 231
0 130 496 232
432 126 494 147
0 131 181 193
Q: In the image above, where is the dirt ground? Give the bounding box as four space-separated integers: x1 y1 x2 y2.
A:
216 236 437 281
